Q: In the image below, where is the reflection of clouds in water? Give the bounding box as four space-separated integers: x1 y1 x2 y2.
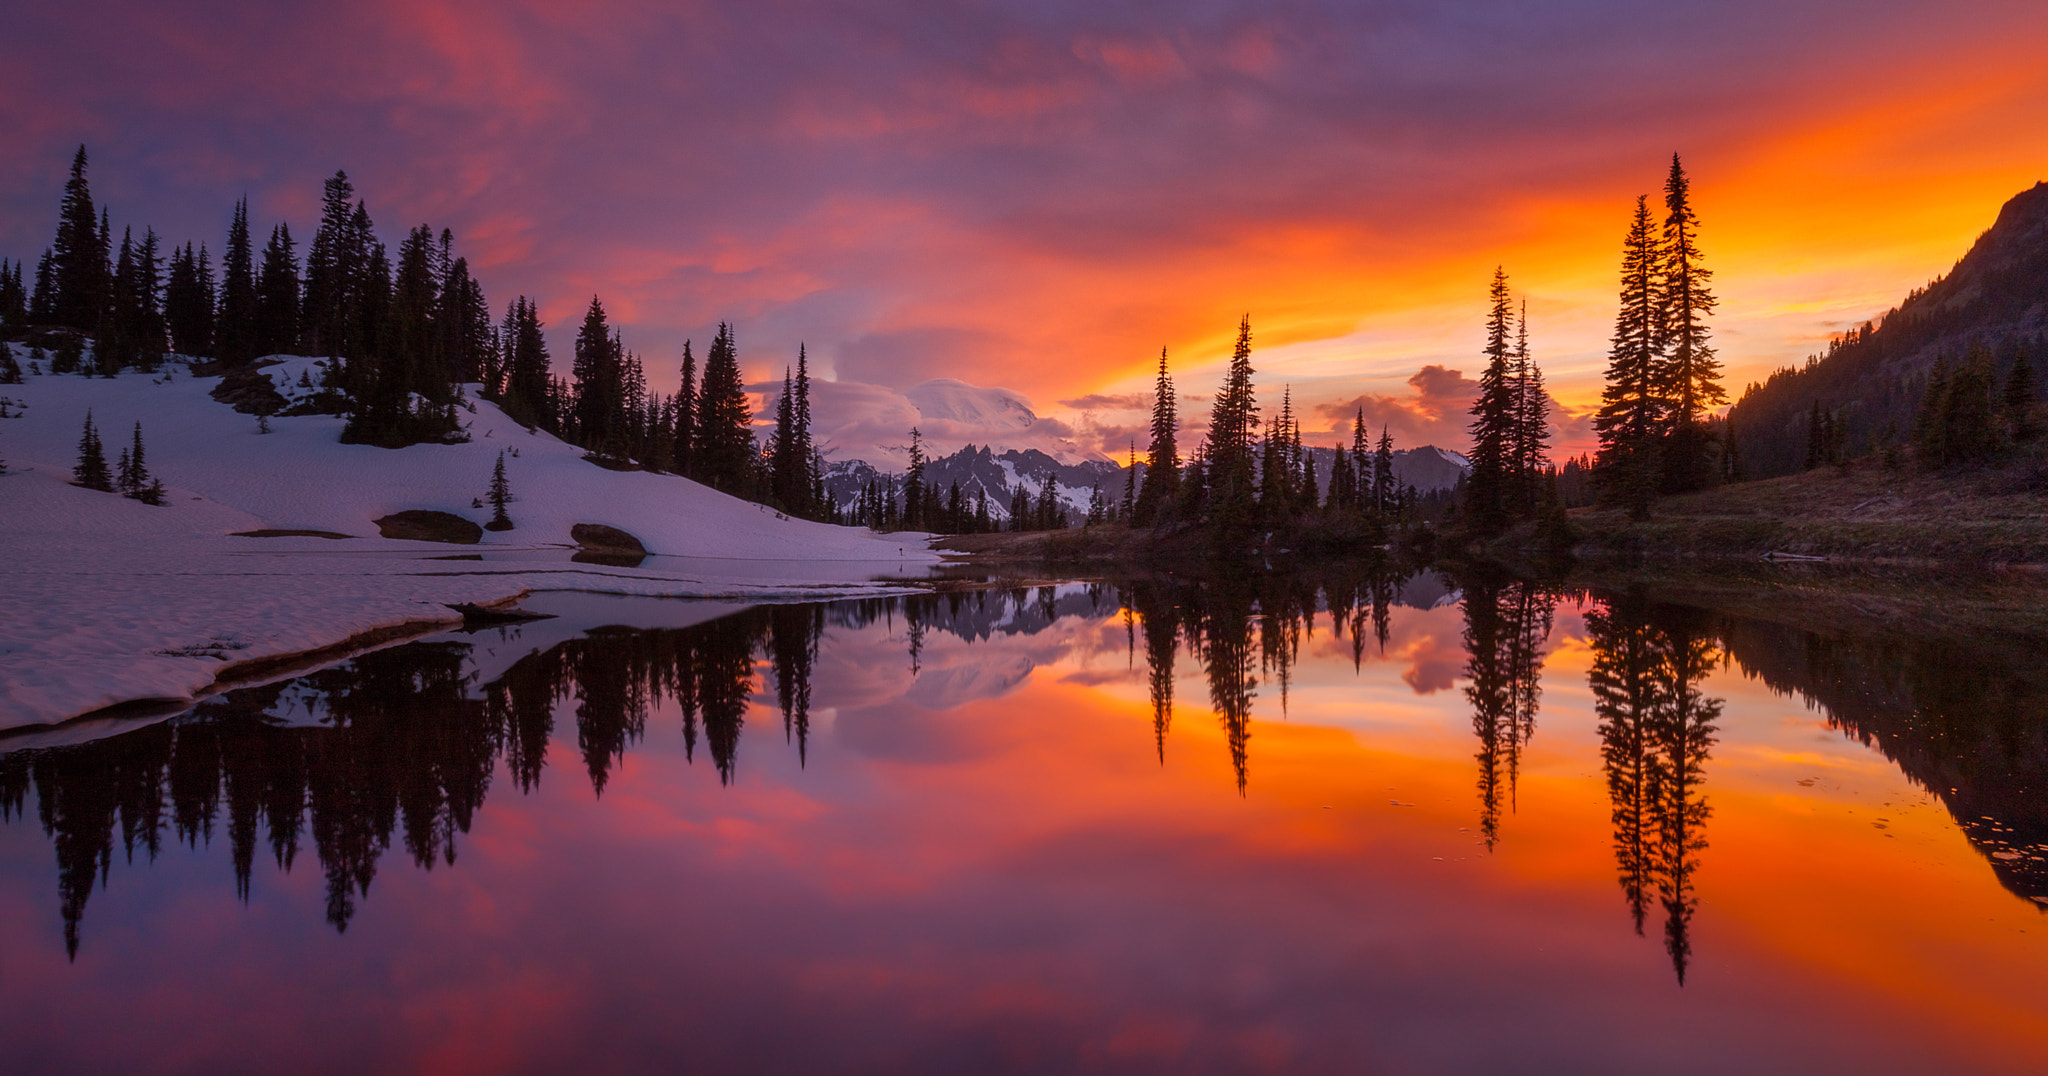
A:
902 655 1036 711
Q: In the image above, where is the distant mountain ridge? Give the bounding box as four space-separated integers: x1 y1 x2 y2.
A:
1728 180 2048 477
824 442 1470 524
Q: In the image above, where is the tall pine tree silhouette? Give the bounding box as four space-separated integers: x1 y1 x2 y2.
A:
1465 267 1518 535
1134 347 1179 524
1205 316 1260 549
216 197 258 366
693 322 756 494
1595 194 1668 518
1656 154 1723 491
49 146 108 334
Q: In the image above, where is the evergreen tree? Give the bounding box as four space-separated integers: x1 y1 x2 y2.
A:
1327 445 1353 512
486 450 514 530
499 297 554 431
300 171 359 357
73 410 111 491
765 345 817 515
770 366 799 507
570 295 623 456
1465 267 1519 535
164 242 216 358
0 258 27 334
903 427 927 529
672 340 697 477
254 225 299 358
693 322 756 494
1121 440 1138 520
99 228 139 371
1035 471 1063 529
437 255 492 385
117 421 152 498
791 345 815 515
49 146 108 334
1205 316 1260 548
0 343 20 385
2004 353 2037 442
1595 194 1668 518
1133 347 1179 523
1375 425 1396 518
217 197 258 366
1656 155 1724 490
1512 301 1551 516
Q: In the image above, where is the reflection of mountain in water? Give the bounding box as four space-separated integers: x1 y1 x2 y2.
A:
1718 618 2048 906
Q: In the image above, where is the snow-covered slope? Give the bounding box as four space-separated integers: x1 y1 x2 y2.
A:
0 357 937 729
3 355 923 559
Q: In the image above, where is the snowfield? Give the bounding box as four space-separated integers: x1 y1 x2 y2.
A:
0 356 938 730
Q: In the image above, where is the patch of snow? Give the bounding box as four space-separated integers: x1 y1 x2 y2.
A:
0 361 939 729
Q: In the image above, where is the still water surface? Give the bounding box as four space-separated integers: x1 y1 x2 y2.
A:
2 569 2043 1073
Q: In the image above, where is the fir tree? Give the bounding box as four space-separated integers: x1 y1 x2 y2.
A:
1656 154 1724 490
1134 347 1179 524
0 258 27 334
1035 471 1062 529
486 450 514 530
117 421 148 495
1465 267 1519 535
164 243 215 358
570 295 624 457
49 146 108 334
499 297 554 431
693 322 756 494
0 343 20 384
903 427 927 529
255 225 299 358
791 345 815 516
672 339 697 477
73 410 111 491
217 197 258 366
2004 353 2037 442
1595 194 1668 518
300 171 358 357
1375 425 1395 518
770 365 799 507
99 228 139 371
1121 440 1138 520
1512 301 1551 516
1205 316 1260 548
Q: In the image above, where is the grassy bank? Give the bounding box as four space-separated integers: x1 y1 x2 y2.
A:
1551 453 2048 568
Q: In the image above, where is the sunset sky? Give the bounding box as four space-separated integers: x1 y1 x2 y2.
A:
4 0 2045 462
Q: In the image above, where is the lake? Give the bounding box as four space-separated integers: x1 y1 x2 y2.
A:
2 565 2043 1073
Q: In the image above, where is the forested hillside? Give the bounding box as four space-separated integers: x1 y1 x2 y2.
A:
1728 182 2048 477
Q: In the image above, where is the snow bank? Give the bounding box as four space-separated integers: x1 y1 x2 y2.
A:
0 358 939 729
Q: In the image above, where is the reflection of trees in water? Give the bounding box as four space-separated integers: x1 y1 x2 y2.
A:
1584 594 1721 986
1717 616 2048 907
1459 574 1556 850
0 611 822 954
0 587 1152 954
1122 560 1420 793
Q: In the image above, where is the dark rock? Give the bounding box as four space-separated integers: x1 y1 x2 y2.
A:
375 510 482 544
230 529 353 540
208 361 288 416
570 523 647 555
571 550 647 568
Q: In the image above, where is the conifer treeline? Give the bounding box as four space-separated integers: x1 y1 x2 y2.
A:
1066 318 1431 551
3 146 831 519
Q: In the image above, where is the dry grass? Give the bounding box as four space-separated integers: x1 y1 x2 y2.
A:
1563 452 2048 567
